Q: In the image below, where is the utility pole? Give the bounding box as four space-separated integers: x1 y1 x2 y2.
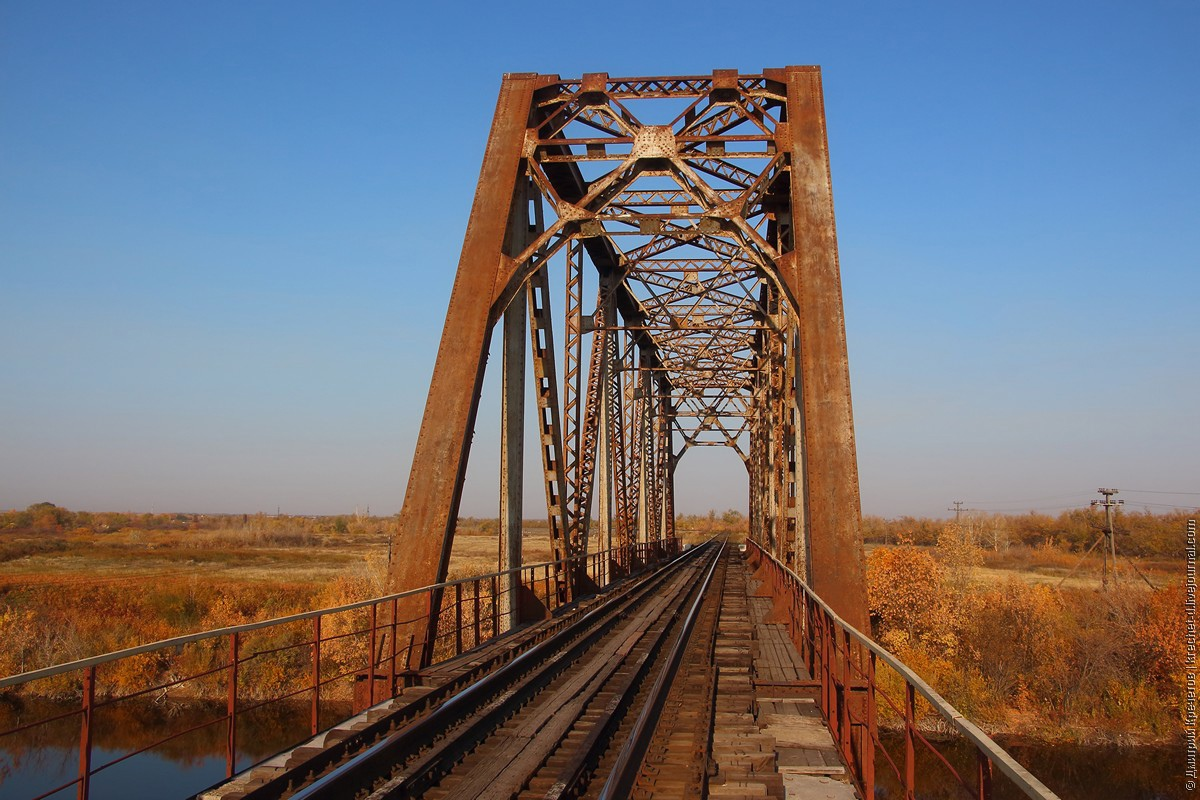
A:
948 500 965 525
1092 488 1123 589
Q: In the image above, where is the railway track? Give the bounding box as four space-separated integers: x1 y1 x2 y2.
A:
256 538 728 800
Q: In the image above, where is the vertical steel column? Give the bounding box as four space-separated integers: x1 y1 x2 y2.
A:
865 650 877 799
652 380 671 541
636 350 653 544
311 616 321 735
786 325 807 578
771 65 869 629
749 328 770 550
500 291 526 629
562 240 586 554
528 263 572 601
659 390 676 542
499 180 531 630
565 274 608 586
620 331 641 550
771 307 789 565
608 326 632 561
904 683 917 800
595 277 617 576
387 74 546 665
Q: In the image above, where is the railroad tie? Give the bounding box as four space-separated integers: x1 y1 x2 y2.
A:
707 554 784 799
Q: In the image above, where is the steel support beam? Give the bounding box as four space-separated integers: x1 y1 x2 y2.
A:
769 65 868 630
387 73 546 667
499 277 526 631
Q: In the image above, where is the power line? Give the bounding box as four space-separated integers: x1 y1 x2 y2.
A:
962 492 1097 508
966 502 1094 513
1121 488 1200 496
1125 501 1200 510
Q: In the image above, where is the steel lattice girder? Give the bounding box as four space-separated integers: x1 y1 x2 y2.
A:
389 68 868 666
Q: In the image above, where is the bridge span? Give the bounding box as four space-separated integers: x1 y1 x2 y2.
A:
198 541 860 800
0 537 1059 799
0 70 1064 799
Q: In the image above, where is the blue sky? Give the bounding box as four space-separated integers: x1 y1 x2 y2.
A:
1 1 1196 519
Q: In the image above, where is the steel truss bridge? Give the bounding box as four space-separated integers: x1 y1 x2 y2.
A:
0 70 1061 800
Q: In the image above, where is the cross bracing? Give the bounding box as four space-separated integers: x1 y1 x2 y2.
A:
387 69 869 668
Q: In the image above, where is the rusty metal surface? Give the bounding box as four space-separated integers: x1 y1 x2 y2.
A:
385 73 547 664
772 66 869 630
389 67 869 652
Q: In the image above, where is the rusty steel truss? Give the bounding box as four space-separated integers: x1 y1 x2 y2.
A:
388 68 869 666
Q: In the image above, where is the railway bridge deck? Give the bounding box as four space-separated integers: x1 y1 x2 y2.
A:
199 544 855 800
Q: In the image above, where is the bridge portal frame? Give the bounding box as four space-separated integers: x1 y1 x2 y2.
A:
388 68 868 667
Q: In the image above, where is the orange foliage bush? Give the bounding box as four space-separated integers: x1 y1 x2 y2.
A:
961 581 1069 706
867 540 958 656
867 541 1186 741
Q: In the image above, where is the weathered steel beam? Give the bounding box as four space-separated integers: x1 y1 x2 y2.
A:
386 73 549 666
527 264 572 602
767 65 868 630
499 267 526 631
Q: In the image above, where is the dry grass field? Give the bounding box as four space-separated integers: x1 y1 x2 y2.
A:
0 514 591 678
0 507 1188 742
863 541 1182 592
0 522 569 594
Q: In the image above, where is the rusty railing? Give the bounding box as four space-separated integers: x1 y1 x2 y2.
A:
745 539 1061 800
0 537 679 800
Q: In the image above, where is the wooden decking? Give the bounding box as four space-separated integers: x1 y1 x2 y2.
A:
706 553 857 800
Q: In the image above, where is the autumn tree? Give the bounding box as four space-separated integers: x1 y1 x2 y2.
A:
867 541 958 655
936 522 983 590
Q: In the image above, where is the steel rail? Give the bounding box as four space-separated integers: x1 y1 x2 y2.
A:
229 565 669 800
392 546 717 800
596 539 726 799
533 541 724 799
285 541 714 800
747 540 1062 800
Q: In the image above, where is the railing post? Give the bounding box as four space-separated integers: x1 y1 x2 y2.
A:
368 602 378 706
311 616 321 736
227 631 239 779
455 582 463 655
839 629 852 759
77 664 95 800
389 598 398 696
804 589 817 678
473 580 482 646
491 575 499 640
824 611 835 721
823 611 835 739
865 651 876 800
904 682 916 800
977 750 994 800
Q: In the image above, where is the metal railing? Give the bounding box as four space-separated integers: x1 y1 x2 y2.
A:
0 537 679 800
745 539 1061 800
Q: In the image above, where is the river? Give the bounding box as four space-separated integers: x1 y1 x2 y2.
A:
0 699 1185 799
874 730 1184 799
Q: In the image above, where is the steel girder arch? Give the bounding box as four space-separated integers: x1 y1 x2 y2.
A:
388 68 868 668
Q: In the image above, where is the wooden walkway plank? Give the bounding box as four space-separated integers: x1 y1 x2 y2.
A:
738 552 859 800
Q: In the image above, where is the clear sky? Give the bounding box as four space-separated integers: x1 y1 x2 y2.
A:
1 1 1197 520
